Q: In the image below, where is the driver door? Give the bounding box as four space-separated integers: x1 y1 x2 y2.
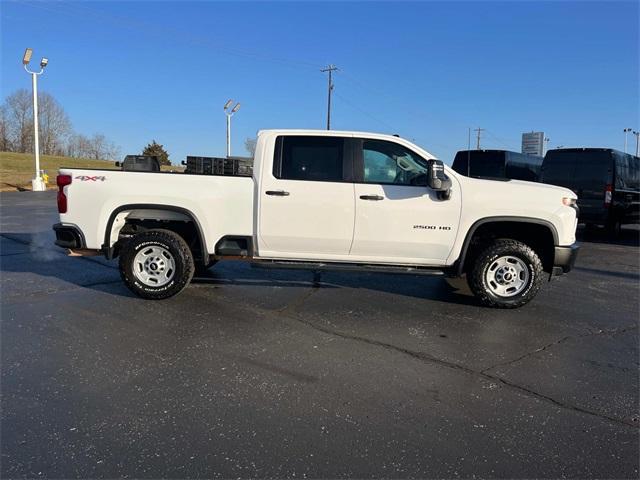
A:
349 138 461 265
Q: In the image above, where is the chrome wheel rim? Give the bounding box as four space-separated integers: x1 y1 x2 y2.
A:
133 245 176 287
485 255 529 297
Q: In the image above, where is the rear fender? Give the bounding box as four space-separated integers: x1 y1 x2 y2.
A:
102 204 207 264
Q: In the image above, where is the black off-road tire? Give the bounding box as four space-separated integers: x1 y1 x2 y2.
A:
468 239 544 309
119 229 195 300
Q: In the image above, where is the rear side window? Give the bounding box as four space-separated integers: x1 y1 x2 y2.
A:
616 153 640 190
274 136 344 182
543 150 611 189
630 157 640 190
616 154 629 189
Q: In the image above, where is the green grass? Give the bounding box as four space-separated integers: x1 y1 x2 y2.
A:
0 151 116 191
0 151 182 191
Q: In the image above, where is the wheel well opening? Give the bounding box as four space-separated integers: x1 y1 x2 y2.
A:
116 217 205 264
462 221 555 273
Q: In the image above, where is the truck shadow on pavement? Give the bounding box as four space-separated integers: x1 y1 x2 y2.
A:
193 265 480 307
1 231 478 307
5 226 638 307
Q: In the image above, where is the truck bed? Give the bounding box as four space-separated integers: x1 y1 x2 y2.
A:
58 168 255 253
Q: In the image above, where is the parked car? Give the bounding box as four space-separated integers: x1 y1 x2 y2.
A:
53 130 579 308
452 150 543 182
541 148 639 233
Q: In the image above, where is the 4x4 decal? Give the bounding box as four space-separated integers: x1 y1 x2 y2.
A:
75 175 106 182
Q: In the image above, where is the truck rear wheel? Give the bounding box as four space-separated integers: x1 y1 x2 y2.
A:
468 239 543 308
119 229 195 299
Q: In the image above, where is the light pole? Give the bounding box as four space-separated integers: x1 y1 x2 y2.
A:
623 128 632 153
633 131 639 157
223 99 240 158
23 48 48 191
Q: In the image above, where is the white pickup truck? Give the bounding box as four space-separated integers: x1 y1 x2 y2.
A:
53 129 579 308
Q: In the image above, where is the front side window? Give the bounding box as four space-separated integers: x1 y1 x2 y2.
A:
275 136 344 182
362 140 428 185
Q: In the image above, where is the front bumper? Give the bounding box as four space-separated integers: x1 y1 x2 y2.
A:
53 223 86 249
551 243 580 276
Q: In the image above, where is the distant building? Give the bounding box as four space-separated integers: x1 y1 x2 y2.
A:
522 131 545 156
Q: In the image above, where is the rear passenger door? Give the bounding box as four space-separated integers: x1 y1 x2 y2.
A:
257 135 356 259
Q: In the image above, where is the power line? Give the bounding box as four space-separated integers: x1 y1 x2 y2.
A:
333 92 397 132
483 129 519 151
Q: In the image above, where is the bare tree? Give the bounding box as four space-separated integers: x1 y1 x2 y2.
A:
0 105 11 152
103 137 120 160
89 133 106 160
66 133 91 158
4 89 33 153
99 134 120 160
38 92 72 155
83 133 120 160
2 88 120 160
244 137 257 157
65 132 119 160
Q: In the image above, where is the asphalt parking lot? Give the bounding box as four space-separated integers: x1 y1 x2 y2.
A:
1 191 638 479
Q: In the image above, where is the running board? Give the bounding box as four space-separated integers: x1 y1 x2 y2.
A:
251 259 445 276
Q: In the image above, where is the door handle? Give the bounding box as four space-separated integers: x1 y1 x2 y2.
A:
359 194 384 201
266 190 290 196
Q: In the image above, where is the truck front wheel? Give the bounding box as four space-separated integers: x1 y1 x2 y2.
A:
119 229 195 299
468 239 543 308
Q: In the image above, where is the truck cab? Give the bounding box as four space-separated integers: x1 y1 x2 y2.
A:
257 132 459 265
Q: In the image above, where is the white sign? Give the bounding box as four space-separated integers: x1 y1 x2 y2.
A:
522 132 544 156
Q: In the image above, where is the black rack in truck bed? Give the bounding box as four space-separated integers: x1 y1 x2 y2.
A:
184 156 253 176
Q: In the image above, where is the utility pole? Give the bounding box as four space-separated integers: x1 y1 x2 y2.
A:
633 130 639 157
474 127 484 150
623 128 632 153
321 64 338 130
467 127 471 176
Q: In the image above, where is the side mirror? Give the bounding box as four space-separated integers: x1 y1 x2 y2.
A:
115 161 121 168
427 159 452 199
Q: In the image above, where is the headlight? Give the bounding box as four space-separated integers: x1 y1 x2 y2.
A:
562 197 577 206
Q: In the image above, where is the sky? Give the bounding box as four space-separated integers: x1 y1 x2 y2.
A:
1 0 638 164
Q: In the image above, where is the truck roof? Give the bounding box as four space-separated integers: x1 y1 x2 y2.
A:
257 129 403 141
256 129 437 160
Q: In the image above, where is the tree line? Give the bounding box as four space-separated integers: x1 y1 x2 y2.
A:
0 89 120 160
